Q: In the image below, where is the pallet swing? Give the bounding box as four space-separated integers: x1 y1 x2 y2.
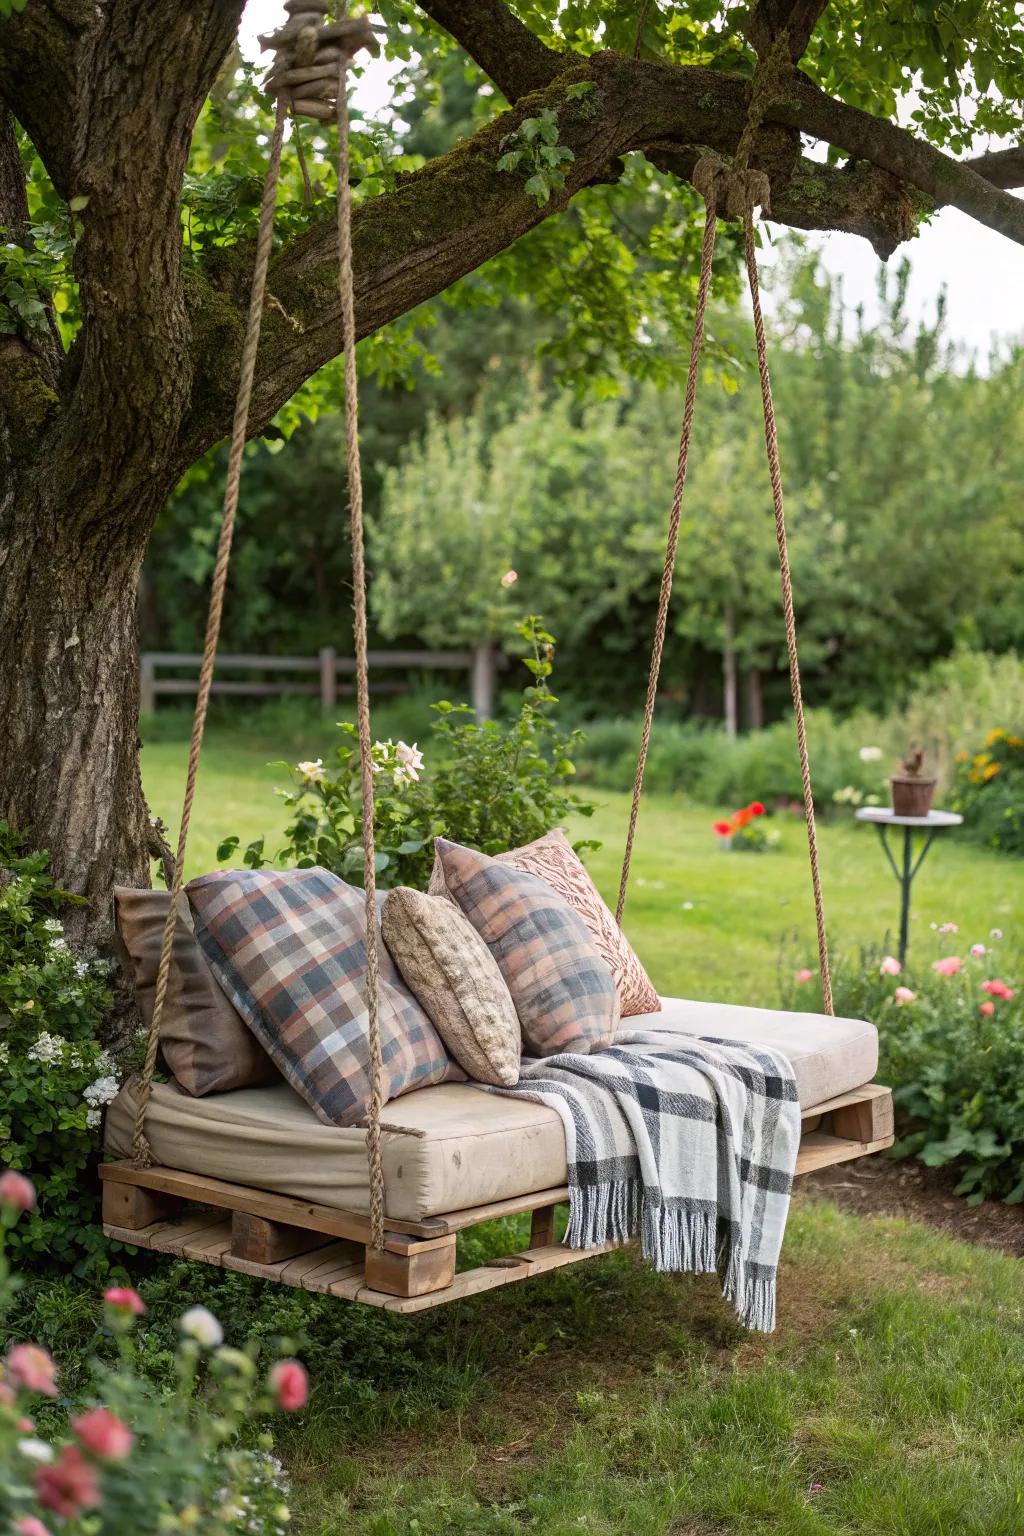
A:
100 13 894 1312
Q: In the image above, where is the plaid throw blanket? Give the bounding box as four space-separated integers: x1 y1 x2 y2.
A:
502 1029 801 1332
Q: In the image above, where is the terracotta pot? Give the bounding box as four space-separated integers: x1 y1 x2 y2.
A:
889 775 937 818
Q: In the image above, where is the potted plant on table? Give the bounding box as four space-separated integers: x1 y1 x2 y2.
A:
890 743 937 817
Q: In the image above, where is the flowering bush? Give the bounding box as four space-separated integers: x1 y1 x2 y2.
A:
785 932 1024 1203
0 824 119 1277
0 1176 306 1534
711 801 779 853
950 728 1024 855
218 618 597 890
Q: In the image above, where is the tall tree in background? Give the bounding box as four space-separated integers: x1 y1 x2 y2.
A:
2 0 1024 934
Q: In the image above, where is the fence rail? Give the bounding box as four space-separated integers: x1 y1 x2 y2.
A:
140 646 501 719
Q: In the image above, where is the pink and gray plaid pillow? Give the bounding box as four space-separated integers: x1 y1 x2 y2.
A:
187 867 461 1127
434 838 619 1057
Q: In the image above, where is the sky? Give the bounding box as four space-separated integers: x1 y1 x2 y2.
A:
240 2 1023 361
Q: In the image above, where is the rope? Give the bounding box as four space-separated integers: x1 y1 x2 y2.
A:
334 55 387 1253
742 211 833 1013
615 179 719 926
131 97 288 1167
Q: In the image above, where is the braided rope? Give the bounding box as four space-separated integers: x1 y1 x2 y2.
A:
615 182 719 926
131 98 288 1167
334 56 387 1253
743 211 833 1013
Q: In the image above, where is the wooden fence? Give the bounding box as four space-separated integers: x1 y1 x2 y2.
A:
140 645 501 720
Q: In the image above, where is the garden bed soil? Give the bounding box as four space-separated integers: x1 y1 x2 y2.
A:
800 1154 1024 1257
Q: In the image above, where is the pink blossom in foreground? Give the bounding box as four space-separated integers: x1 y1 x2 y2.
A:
938 922 959 934
0 1381 15 1407
103 1287 146 1317
879 956 901 976
970 943 987 958
979 1001 995 1017
72 1407 134 1461
16 1518 53 1536
5 1344 58 1397
932 956 962 977
893 987 916 1005
981 978 1015 1001
269 1359 309 1413
0 1170 36 1214
795 968 813 984
35 1446 100 1520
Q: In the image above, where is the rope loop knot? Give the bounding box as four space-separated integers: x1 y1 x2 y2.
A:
261 1 380 120
692 153 771 222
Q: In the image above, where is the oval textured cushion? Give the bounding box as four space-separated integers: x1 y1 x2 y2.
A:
429 828 659 1018
381 887 521 1087
434 838 619 1057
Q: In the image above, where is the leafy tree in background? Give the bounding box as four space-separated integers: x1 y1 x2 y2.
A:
3 0 1024 937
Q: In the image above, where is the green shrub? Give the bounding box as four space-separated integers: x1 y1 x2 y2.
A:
0 1177 303 1533
0 824 118 1278
783 935 1024 1204
950 728 1024 855
218 618 597 889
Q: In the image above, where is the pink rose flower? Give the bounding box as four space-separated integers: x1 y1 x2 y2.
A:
893 986 916 1005
35 1446 101 1520
981 978 1015 1001
932 956 961 977
879 956 901 976
103 1287 146 1317
6 1344 58 1397
269 1359 309 1413
73 1407 134 1461
16 1518 54 1536
970 944 987 958
795 968 813 984
0 1170 36 1214
979 1001 995 1017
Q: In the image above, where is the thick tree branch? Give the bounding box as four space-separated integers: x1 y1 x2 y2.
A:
968 146 1024 190
746 0 831 61
415 0 563 100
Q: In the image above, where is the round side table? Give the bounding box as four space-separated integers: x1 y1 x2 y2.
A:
854 807 963 964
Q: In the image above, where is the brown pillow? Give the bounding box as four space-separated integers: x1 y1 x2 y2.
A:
429 828 660 1018
113 887 278 1097
381 887 521 1088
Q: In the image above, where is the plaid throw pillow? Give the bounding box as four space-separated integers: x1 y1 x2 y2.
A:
434 838 619 1057
429 827 660 1017
187 868 460 1127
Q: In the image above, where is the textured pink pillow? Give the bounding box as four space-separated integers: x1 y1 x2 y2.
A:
429 828 660 1018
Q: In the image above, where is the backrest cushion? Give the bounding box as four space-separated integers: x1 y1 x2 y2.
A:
381 886 521 1087
433 838 619 1057
186 867 461 1127
428 827 660 1017
114 887 278 1097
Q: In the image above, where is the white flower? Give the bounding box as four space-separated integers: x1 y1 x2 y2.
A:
0 1042 8 1068
84 1074 119 1108
180 1305 224 1348
392 741 424 785
296 759 325 785
49 936 68 953
73 958 89 979
859 746 883 762
43 918 63 935
27 1032 67 1065
991 928 1004 940
85 1108 101 1129
500 569 518 588
18 1438 54 1463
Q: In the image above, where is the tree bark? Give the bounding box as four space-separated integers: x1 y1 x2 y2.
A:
723 603 739 740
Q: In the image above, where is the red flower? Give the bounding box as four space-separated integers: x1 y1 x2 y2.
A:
979 1001 995 1017
73 1407 134 1461
712 821 733 837
981 978 1015 1001
269 1359 309 1413
35 1446 101 1520
103 1287 146 1317
733 806 755 830
749 802 766 817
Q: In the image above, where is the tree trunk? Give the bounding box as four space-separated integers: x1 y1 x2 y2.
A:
722 603 738 740
743 668 764 731
0 490 158 949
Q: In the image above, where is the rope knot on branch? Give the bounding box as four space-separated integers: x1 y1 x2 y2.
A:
260 2 380 121
692 153 771 221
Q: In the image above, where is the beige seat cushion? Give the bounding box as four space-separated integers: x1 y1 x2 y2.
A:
105 998 879 1222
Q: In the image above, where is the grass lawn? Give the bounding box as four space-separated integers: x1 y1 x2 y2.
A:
143 718 1022 1005
137 716 1024 1534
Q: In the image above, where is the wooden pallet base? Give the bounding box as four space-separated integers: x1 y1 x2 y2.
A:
101 1083 894 1313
